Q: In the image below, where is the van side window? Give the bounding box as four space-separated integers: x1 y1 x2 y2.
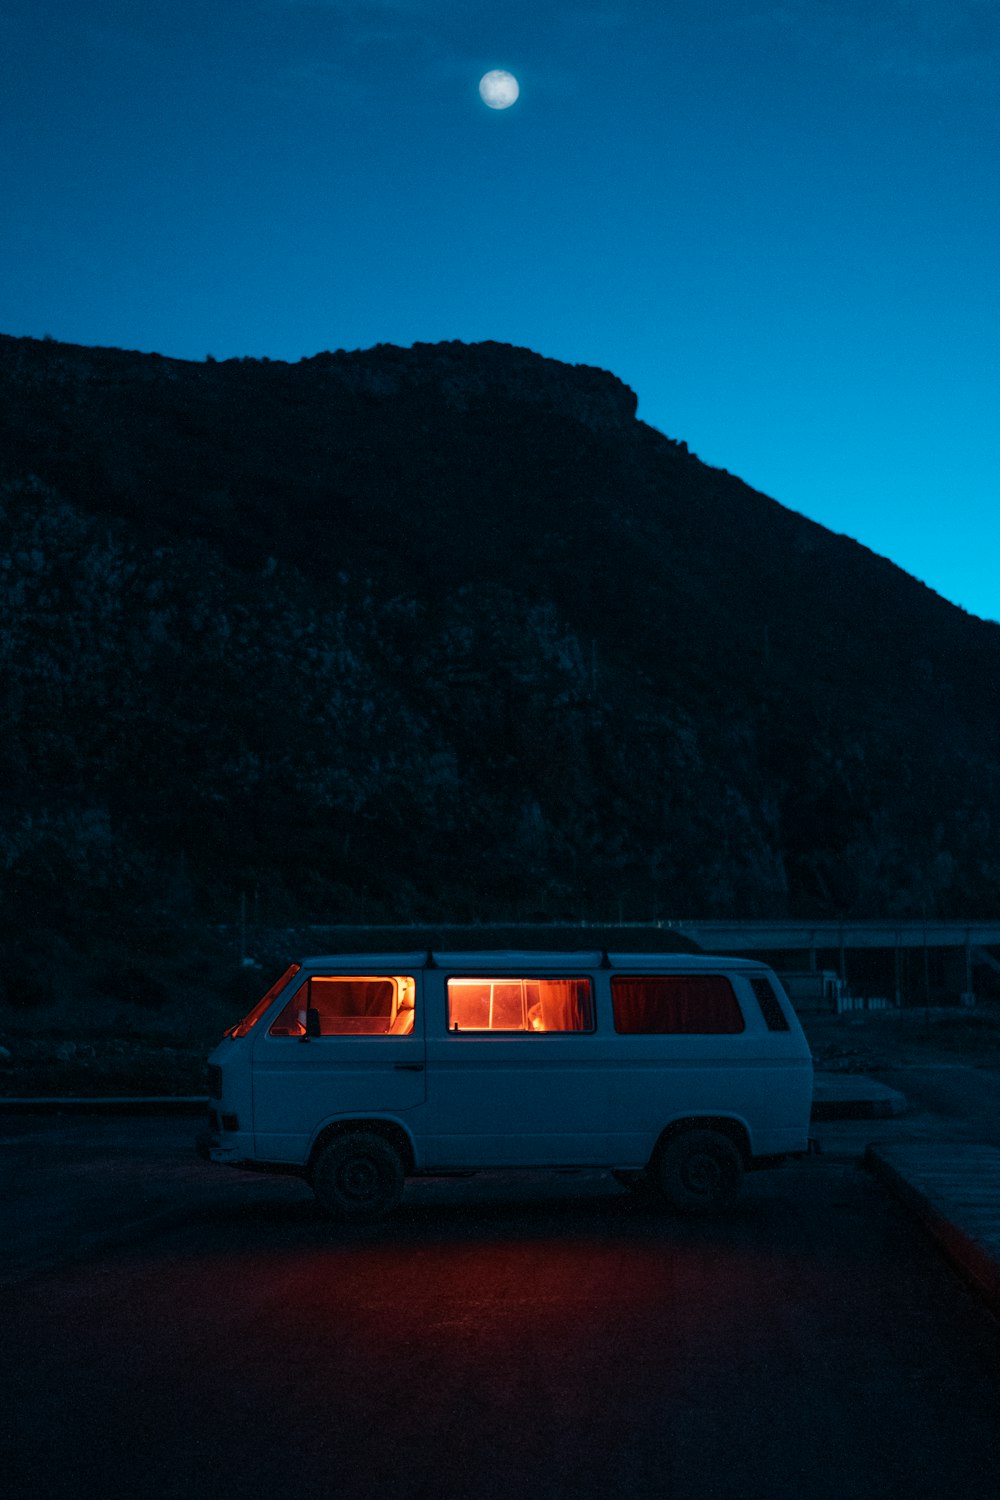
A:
749 976 792 1031
447 978 594 1033
611 975 745 1034
269 976 416 1036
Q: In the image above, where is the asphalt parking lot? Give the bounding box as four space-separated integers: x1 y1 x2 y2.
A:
2 1107 1000 1500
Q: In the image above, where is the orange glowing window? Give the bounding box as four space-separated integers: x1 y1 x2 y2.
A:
225 964 301 1038
447 977 593 1033
268 975 416 1037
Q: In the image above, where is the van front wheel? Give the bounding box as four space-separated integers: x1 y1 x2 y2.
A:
655 1129 743 1214
312 1132 405 1222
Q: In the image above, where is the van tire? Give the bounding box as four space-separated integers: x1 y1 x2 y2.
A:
655 1129 744 1214
312 1132 405 1222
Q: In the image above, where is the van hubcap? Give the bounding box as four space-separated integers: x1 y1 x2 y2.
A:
340 1156 380 1200
683 1153 722 1195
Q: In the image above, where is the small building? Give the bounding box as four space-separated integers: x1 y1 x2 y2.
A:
775 970 846 1013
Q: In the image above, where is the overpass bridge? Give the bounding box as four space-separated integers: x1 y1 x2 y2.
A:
659 919 1000 1007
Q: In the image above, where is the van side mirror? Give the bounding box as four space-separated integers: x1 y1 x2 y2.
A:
305 1007 321 1038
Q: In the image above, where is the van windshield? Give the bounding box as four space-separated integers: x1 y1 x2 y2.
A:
225 964 301 1038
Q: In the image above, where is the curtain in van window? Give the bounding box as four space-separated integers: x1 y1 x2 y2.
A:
310 978 395 1035
611 976 744 1034
447 978 594 1032
314 979 394 1017
532 979 593 1032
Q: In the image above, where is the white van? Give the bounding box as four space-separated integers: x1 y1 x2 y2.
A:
198 950 813 1220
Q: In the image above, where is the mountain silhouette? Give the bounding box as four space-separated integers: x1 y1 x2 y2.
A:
1 332 998 1003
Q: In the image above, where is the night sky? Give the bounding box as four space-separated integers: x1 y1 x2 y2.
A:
2 0 997 620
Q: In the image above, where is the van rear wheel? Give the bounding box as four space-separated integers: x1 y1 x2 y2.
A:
655 1129 743 1214
312 1132 405 1222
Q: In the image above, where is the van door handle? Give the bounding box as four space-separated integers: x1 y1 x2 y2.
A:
393 1062 425 1072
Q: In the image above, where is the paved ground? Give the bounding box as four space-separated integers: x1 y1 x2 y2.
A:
812 1064 1000 1319
4 1068 999 1312
872 1063 1000 1145
0 1112 302 1288
4 1064 1000 1497
3 1120 1000 1500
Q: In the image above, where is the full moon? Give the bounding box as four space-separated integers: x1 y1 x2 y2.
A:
479 69 520 109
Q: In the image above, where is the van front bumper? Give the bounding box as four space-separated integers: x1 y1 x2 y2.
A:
196 1128 250 1165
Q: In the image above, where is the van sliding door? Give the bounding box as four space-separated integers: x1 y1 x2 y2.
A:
422 973 608 1168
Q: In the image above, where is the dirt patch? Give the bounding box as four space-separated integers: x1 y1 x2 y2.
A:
803 1005 1000 1073
0 1036 207 1097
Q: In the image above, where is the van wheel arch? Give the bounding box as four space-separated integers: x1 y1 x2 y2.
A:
308 1119 416 1176
649 1116 751 1170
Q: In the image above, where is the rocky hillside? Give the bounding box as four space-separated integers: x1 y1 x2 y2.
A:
2 332 999 1006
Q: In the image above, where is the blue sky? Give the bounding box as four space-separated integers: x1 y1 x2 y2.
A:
2 0 998 620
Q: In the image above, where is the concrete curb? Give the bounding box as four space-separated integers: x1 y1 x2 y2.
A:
866 1144 1000 1320
811 1075 908 1120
